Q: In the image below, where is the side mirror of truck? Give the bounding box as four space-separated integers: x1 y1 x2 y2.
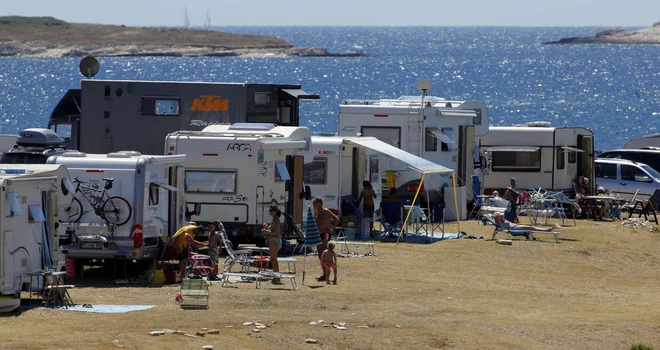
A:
186 203 202 218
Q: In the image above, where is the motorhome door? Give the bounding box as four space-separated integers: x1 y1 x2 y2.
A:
581 135 594 194
369 154 382 210
290 155 304 225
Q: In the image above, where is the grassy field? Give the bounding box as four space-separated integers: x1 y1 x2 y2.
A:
0 16 291 49
1 218 660 349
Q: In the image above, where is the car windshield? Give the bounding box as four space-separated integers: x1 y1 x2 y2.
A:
0 153 47 164
641 164 660 181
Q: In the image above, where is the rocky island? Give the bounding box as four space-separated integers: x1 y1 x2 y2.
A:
543 22 660 45
0 16 365 57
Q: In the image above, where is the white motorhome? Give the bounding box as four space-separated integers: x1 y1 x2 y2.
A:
0 164 73 312
308 136 383 215
165 123 312 246
478 122 595 194
338 95 488 205
46 152 187 268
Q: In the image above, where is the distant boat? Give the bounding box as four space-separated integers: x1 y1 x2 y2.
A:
184 5 190 28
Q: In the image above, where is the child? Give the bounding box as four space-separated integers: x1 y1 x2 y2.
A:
207 221 224 264
321 241 338 285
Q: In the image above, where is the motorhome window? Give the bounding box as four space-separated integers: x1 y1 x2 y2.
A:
361 127 401 148
556 148 565 170
369 156 380 185
274 162 291 182
185 171 236 193
491 150 541 172
6 191 22 216
254 92 271 106
104 85 111 97
440 128 458 151
50 124 72 139
304 157 327 185
568 149 576 164
28 204 45 223
473 109 482 125
595 163 617 179
425 129 437 151
621 164 653 182
141 97 180 116
149 184 160 205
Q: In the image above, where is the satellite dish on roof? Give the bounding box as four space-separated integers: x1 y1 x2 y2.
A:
417 78 432 94
79 55 99 78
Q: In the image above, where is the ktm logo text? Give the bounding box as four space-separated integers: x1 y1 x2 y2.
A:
191 95 230 112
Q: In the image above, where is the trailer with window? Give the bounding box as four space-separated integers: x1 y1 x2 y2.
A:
165 123 312 246
47 79 319 155
46 152 187 269
337 95 488 207
478 123 595 194
0 164 73 312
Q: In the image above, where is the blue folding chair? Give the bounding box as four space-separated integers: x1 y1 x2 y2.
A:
376 202 404 240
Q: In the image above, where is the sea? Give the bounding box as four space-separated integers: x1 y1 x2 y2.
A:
0 26 658 151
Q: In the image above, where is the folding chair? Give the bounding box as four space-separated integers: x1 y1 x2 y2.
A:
179 279 209 309
376 202 404 240
625 189 659 224
218 229 260 273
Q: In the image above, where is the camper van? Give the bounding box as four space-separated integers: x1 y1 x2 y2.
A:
478 123 595 194
47 79 319 155
46 152 187 268
165 123 312 246
338 95 488 205
624 134 660 149
0 164 73 312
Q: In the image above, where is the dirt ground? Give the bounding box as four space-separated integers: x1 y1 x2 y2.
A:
2 218 660 350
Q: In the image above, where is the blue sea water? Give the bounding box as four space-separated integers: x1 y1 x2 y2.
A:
0 26 658 151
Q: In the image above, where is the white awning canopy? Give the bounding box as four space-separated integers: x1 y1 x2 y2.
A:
428 128 455 144
436 110 478 118
486 146 540 152
561 146 585 153
346 138 453 174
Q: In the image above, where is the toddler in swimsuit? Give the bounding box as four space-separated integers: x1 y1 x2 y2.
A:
321 241 338 285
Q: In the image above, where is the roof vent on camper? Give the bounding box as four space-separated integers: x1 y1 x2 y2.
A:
16 128 66 147
115 151 142 157
60 152 87 157
227 123 276 131
107 152 133 158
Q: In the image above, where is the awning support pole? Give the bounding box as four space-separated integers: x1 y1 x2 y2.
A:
400 172 426 240
452 172 461 234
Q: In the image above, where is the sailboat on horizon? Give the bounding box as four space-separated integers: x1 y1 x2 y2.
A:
184 5 190 28
203 9 211 29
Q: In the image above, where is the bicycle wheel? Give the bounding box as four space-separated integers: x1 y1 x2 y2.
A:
101 196 132 226
65 197 83 223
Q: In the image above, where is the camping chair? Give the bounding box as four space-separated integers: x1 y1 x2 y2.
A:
376 202 404 240
218 229 260 273
625 189 659 224
468 174 493 220
179 278 209 309
282 212 306 254
481 214 560 243
188 254 216 279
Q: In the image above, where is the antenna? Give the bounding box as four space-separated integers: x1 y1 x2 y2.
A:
416 78 431 157
79 55 99 78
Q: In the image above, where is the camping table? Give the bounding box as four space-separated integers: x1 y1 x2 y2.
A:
23 271 46 306
43 271 74 309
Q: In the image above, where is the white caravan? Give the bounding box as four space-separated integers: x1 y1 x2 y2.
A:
478 122 595 194
624 133 660 149
308 136 383 215
338 95 488 206
47 152 187 267
165 123 312 246
0 164 73 312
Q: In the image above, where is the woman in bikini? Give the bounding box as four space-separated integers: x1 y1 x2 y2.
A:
493 212 557 232
262 204 283 284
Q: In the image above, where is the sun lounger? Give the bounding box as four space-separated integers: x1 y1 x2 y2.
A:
482 214 560 243
179 278 209 309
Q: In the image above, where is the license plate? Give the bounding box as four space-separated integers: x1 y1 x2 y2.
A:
80 243 103 249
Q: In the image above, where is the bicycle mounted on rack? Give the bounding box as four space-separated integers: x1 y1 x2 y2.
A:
65 175 133 226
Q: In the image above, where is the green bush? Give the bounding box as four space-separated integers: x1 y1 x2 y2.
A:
631 343 654 350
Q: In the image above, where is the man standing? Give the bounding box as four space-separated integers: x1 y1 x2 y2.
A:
171 224 208 279
312 197 338 282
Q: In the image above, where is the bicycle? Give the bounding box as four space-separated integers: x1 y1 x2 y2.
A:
65 175 133 226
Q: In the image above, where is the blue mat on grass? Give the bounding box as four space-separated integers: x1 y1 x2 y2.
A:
56 304 155 313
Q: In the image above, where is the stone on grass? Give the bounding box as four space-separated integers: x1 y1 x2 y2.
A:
358 325 369 328
173 330 185 335
195 332 206 337
207 329 220 334
497 239 513 245
183 334 198 338
254 323 265 327
395 325 401 328
309 321 318 326
201 328 208 331
306 338 318 344
336 326 347 330
162 329 175 334
202 346 214 350
243 322 253 326
149 331 165 336
252 328 261 333
338 322 346 327
225 326 233 328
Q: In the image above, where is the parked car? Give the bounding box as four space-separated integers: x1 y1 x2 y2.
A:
595 158 660 201
597 148 660 173
0 128 72 164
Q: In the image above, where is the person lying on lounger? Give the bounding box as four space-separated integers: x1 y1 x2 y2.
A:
493 212 558 232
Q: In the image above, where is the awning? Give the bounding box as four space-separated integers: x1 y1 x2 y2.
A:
436 110 478 118
151 182 179 192
275 162 291 181
427 128 455 144
561 146 585 153
281 89 320 102
486 146 540 152
346 138 453 174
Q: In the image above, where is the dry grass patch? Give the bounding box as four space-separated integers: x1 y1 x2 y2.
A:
2 219 660 349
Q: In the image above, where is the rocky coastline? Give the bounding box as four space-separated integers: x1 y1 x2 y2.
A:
543 22 660 45
0 41 366 58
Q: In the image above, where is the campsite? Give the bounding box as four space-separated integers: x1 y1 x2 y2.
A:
2 218 660 350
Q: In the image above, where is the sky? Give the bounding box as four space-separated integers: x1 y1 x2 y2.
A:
2 0 660 27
